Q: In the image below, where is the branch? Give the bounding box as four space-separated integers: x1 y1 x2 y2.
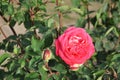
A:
0 11 17 36
0 12 8 22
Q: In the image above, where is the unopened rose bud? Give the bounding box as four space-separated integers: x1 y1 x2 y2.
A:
43 49 51 62
70 64 82 71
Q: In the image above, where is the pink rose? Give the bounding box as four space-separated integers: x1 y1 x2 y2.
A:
55 26 95 70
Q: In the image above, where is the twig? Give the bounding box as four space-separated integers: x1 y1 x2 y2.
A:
56 0 62 38
29 7 40 39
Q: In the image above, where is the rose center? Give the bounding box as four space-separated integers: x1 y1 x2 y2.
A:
69 36 85 45
67 36 86 56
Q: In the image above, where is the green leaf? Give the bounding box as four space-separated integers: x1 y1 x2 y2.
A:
14 11 25 24
31 36 41 52
31 0 38 7
97 75 103 80
117 66 120 73
9 60 17 71
7 4 14 15
102 2 108 12
103 41 114 52
5 75 14 80
111 54 120 61
39 5 46 12
93 70 105 79
95 40 103 51
71 0 81 7
16 67 25 75
71 8 84 15
25 72 39 80
29 56 41 68
51 63 67 74
24 12 32 29
0 53 10 65
48 77 54 80
105 26 119 37
13 46 21 54
105 27 114 37
56 5 70 12
50 0 56 3
52 74 60 80
43 32 53 49
38 24 48 33
113 27 119 37
26 46 42 56
19 59 26 68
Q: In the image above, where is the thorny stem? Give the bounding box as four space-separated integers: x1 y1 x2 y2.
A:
56 0 62 38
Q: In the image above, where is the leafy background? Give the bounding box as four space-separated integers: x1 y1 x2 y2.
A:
0 0 120 80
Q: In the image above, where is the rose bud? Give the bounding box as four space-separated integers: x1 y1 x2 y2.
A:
55 26 95 70
43 49 51 62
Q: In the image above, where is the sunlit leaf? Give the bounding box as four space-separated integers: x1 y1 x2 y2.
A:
0 53 10 65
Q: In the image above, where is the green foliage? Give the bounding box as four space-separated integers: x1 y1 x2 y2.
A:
0 0 120 80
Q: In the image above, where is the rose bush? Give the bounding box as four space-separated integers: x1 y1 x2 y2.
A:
55 26 95 70
1 0 120 79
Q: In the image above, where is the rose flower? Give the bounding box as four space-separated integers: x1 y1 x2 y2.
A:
55 26 95 70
